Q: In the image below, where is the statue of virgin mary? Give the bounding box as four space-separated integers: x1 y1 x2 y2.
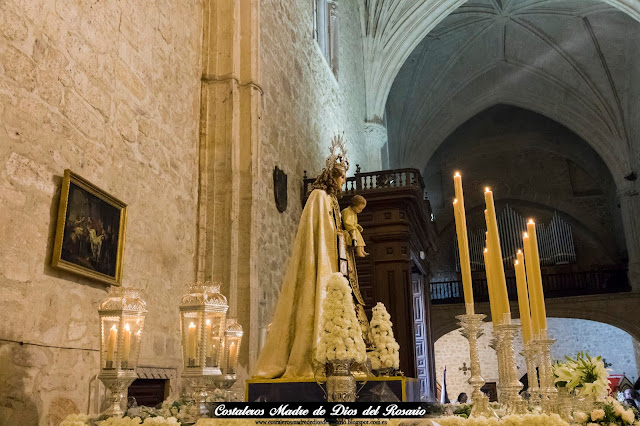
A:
253 135 368 379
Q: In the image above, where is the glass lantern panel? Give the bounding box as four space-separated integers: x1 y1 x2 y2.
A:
122 314 145 370
226 336 242 375
181 311 204 367
101 316 120 370
205 312 225 368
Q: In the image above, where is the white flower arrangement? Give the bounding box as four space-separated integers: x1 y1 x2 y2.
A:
60 397 195 426
368 302 400 370
315 272 367 364
60 414 92 426
553 352 611 399
434 413 569 426
60 414 183 426
571 397 640 425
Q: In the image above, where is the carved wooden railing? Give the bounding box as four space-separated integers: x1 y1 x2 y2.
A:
304 166 426 197
430 267 631 304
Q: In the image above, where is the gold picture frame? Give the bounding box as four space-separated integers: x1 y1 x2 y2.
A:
52 169 127 285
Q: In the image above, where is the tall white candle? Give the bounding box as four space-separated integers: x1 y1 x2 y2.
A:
106 324 117 363
188 322 197 361
122 323 131 364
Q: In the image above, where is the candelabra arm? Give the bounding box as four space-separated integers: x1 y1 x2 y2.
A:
522 344 540 406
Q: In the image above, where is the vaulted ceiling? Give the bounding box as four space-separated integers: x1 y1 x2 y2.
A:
380 0 640 181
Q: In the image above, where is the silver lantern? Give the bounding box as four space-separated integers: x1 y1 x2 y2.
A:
179 282 228 413
214 318 243 396
97 287 147 417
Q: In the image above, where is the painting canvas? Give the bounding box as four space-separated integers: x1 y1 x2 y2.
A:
52 170 127 285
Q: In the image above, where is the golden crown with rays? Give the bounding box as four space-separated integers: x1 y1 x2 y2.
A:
325 132 349 173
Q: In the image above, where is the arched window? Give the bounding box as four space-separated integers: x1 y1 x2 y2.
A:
313 0 339 77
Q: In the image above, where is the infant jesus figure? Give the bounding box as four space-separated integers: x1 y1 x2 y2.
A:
342 195 369 257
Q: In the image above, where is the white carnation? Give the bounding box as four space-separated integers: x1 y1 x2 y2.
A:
367 302 400 371
315 273 366 364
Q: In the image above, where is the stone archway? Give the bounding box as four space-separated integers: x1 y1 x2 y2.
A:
433 314 640 399
431 292 640 343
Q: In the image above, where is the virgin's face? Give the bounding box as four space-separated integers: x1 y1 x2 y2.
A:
335 173 346 189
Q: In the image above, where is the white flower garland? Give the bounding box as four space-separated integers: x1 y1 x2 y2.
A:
368 302 400 370
60 415 180 426
434 413 569 426
315 272 367 364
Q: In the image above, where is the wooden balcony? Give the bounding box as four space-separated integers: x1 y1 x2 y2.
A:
303 166 431 208
430 266 631 305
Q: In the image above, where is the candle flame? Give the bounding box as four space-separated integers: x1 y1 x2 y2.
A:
523 232 529 238
454 171 461 177
515 260 519 265
206 319 211 325
528 218 535 224
453 198 458 204
484 248 488 253
136 330 141 336
517 249 522 254
110 325 117 331
189 322 196 329
485 187 491 192
124 323 130 331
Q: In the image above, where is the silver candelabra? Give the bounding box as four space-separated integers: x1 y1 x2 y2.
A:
456 312 496 418
492 314 526 414
534 329 557 413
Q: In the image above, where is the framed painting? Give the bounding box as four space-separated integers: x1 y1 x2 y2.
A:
51 169 127 285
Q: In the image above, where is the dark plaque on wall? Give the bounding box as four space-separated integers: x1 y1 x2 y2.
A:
273 166 288 212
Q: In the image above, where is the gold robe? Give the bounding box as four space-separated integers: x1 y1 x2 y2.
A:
253 189 339 379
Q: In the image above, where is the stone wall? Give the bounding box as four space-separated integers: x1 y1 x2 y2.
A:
0 0 203 424
434 318 640 400
256 1 370 331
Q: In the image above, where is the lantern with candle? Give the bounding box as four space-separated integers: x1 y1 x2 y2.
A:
97 287 147 416
179 282 228 413
214 318 243 394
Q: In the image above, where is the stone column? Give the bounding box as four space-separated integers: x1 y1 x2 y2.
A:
197 0 261 375
618 182 640 292
364 121 388 170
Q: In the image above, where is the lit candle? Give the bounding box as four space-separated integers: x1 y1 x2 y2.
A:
228 341 237 373
522 232 540 336
106 324 117 365
484 188 510 323
453 173 474 315
211 337 220 366
188 322 197 362
526 220 547 335
205 319 212 365
122 323 131 365
483 247 499 329
514 252 533 345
